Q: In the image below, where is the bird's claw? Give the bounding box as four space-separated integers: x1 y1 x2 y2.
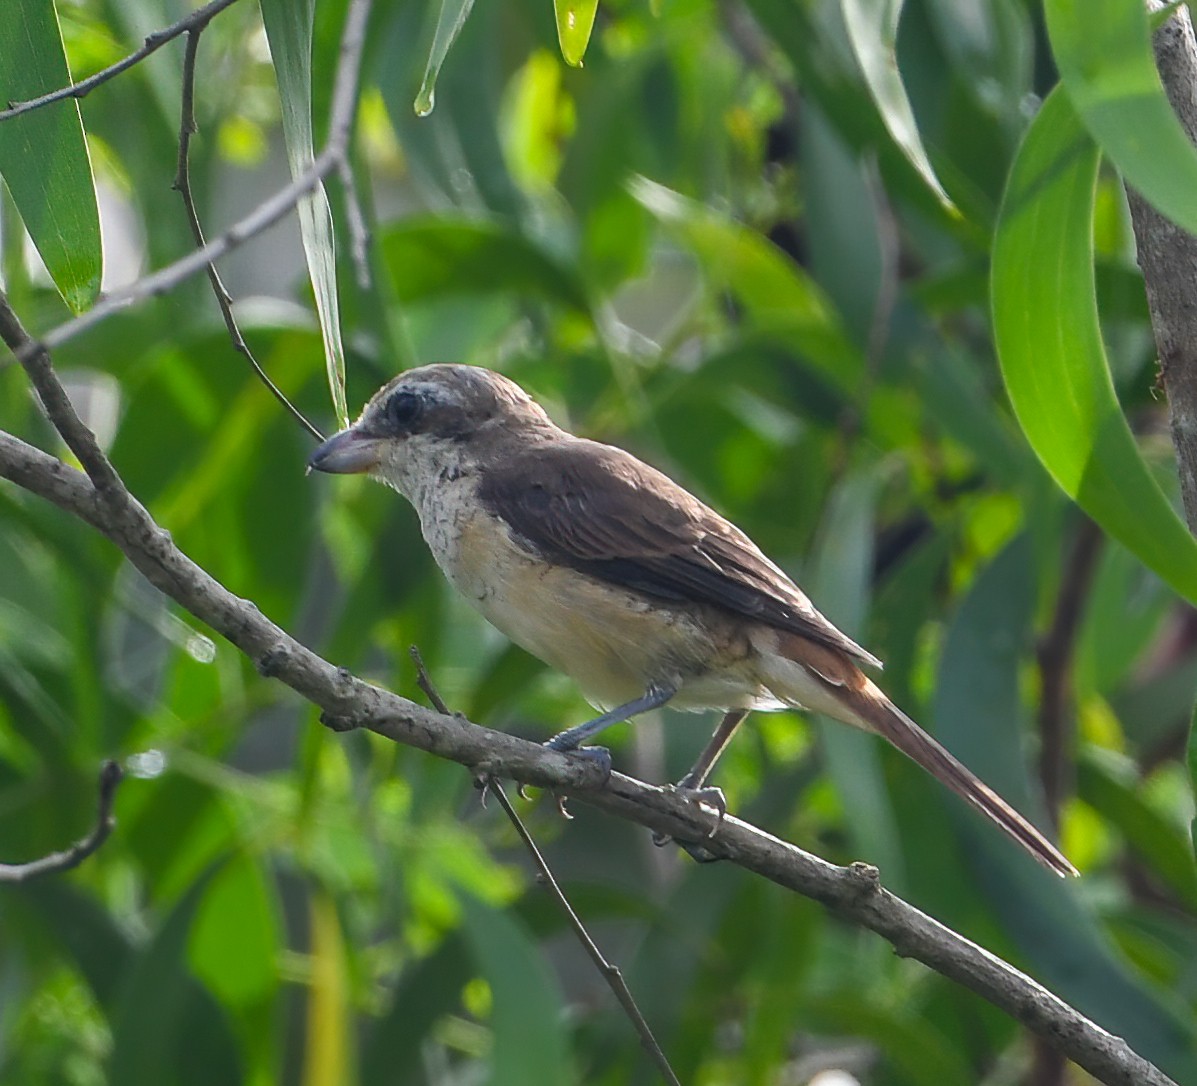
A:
651 783 729 861
543 742 613 783
541 744 613 820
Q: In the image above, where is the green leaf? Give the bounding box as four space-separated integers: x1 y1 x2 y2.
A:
303 889 353 1086
109 866 243 1085
1046 0 1197 236
1076 749 1197 911
553 0 599 68
935 538 1197 1082
189 855 280 1009
380 217 592 315
991 88 1197 605
414 0 477 117
840 0 954 210
260 0 348 427
459 894 571 1085
361 933 472 1085
0 0 101 312
629 177 864 389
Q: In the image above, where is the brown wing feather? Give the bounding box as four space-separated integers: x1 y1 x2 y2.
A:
478 438 882 668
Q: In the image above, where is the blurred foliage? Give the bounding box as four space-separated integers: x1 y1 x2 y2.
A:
1 0 1197 1084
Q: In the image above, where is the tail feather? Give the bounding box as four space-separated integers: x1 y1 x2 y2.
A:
852 680 1077 878
768 632 1078 877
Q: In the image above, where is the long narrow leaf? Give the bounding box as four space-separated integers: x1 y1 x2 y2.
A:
0 0 102 312
991 89 1197 604
414 0 476 116
840 0 953 210
1046 0 1197 236
260 0 348 427
460 894 571 1085
629 177 864 389
553 0 599 68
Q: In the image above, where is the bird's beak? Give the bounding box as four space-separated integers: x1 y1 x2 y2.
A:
307 427 384 475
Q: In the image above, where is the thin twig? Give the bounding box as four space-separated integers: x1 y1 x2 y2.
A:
490 780 683 1086
0 761 123 883
1036 517 1103 829
409 645 451 715
407 646 682 1086
172 24 324 441
338 158 373 290
16 0 373 361
0 0 245 123
0 300 123 500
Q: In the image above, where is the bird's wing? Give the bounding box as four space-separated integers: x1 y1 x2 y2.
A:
478 439 882 668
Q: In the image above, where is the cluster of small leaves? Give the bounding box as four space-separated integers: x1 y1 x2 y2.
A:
1 0 1196 1084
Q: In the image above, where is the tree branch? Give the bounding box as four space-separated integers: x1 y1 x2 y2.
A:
1036 517 1103 829
0 298 1177 1086
1126 0 1197 532
0 761 123 883
0 0 245 123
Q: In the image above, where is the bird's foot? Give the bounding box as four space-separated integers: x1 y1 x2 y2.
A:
542 743 612 820
543 740 613 781
652 783 728 861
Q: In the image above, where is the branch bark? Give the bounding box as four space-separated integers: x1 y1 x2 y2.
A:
0 297 1177 1086
0 761 123 882
1126 0 1197 532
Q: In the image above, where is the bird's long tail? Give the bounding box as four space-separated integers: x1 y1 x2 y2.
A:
854 681 1077 877
776 636 1078 878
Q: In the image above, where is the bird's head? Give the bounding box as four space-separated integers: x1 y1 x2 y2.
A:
307 364 555 498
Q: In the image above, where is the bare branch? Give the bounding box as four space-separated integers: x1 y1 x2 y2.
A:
0 303 1178 1086
0 301 123 499
409 645 682 1086
172 24 324 441
1036 517 1103 828
338 158 373 290
0 0 245 123
0 761 123 883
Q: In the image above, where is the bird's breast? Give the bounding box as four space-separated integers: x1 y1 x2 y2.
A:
414 482 770 713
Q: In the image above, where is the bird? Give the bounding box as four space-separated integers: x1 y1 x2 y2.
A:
307 363 1077 877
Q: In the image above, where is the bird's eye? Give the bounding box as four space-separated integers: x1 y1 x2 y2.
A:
386 391 423 430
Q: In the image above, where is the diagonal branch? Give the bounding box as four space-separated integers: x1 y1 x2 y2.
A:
0 294 1177 1086
0 0 245 123
0 761 123 883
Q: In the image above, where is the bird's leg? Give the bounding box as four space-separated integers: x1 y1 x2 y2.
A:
655 709 749 857
677 709 749 794
543 682 678 758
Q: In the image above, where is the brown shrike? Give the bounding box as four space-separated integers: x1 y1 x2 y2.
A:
308 364 1076 877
